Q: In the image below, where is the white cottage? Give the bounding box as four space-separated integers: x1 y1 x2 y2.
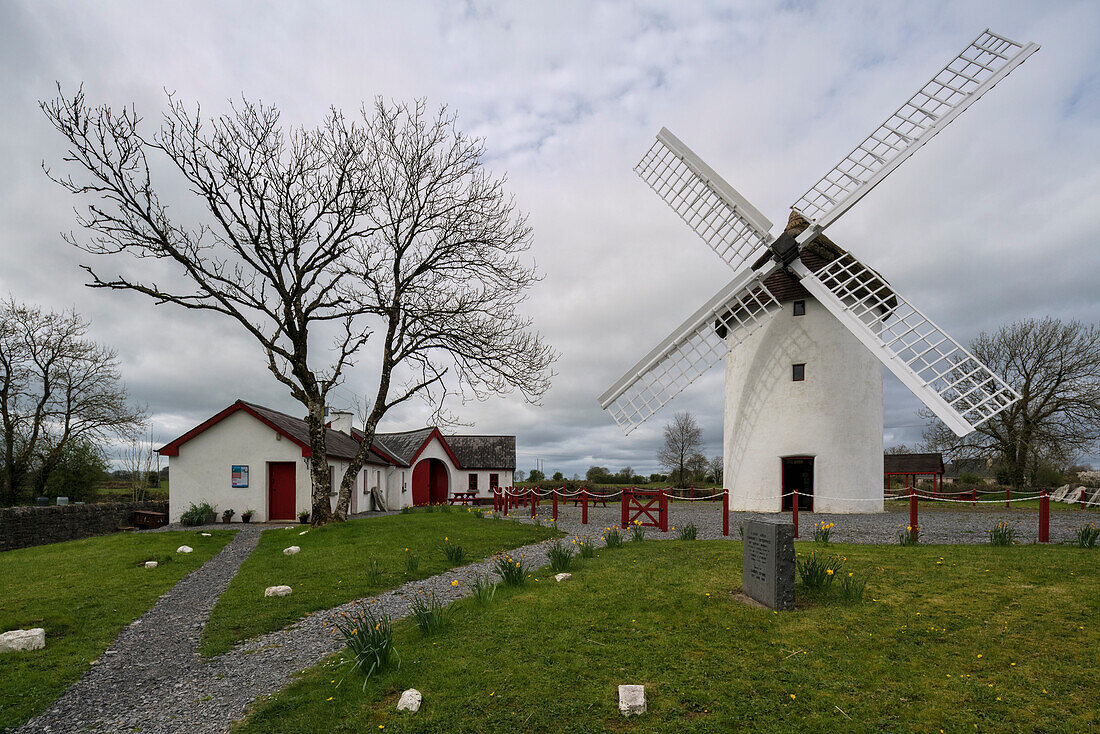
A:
158 400 515 522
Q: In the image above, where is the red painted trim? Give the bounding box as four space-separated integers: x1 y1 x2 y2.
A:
407 427 464 469
158 400 314 458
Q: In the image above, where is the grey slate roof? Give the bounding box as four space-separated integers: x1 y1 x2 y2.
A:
373 428 435 466
443 434 516 470
241 401 390 464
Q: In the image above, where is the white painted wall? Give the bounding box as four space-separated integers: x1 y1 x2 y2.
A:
723 296 884 513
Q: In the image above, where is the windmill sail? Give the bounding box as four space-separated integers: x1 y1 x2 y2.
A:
792 30 1039 230
635 128 775 273
599 269 782 434
791 254 1018 437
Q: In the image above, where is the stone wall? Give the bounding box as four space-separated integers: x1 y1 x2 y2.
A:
0 501 169 552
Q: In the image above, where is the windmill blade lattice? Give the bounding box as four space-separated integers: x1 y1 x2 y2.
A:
792 30 1039 230
635 128 774 273
793 254 1019 436
599 273 782 434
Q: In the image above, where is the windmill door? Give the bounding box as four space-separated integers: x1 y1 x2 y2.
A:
781 457 814 512
268 462 297 521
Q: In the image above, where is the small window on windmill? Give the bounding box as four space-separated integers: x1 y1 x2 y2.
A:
792 363 805 382
793 300 806 316
327 465 336 496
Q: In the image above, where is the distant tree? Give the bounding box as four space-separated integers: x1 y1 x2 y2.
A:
649 473 665 484
708 455 724 485
885 444 915 455
923 318 1100 488
528 468 546 482
42 437 108 502
571 473 581 481
685 452 708 482
513 470 526 483
586 465 610 483
0 299 143 505
551 471 564 481
43 90 555 524
121 428 158 501
657 412 703 488
616 466 635 482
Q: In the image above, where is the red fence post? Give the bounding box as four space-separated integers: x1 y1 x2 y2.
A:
690 484 695 501
552 488 558 521
1039 488 1050 543
581 488 588 525
972 489 977 507
660 488 668 532
723 489 729 536
1006 486 1011 509
621 488 629 529
792 492 799 539
910 490 919 536
1081 487 1087 510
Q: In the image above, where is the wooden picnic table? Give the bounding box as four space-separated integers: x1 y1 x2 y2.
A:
448 491 478 505
132 510 169 529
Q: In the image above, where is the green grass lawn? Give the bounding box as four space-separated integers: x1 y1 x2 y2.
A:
0 529 235 729
201 509 559 656
237 539 1099 733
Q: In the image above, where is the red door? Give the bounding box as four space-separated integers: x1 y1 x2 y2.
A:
269 462 297 521
429 460 449 504
411 459 449 506
411 461 429 506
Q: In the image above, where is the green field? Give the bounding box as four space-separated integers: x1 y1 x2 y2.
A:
201 510 559 656
0 529 235 729
237 539 1100 733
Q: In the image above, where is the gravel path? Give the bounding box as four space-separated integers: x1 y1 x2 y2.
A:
512 500 1099 544
17 522 562 734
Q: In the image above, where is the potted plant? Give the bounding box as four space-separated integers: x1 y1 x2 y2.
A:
298 509 310 525
241 508 255 524
222 508 235 524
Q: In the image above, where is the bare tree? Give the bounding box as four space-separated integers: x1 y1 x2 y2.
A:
43 89 554 524
922 318 1100 488
0 299 143 505
656 412 702 488
121 426 157 501
885 444 915 455
685 452 708 483
708 455 723 485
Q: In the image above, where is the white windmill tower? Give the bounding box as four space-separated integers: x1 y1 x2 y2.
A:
599 30 1038 513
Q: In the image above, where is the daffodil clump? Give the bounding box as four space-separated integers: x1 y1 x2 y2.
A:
493 553 529 586
441 537 466 564
1073 523 1099 548
811 521 835 544
409 590 448 635
603 528 623 549
547 540 574 572
898 524 920 546
676 522 698 541
325 605 399 688
469 572 497 605
795 550 845 590
576 536 597 558
987 521 1016 546
364 557 383 586
404 549 420 574
629 519 646 543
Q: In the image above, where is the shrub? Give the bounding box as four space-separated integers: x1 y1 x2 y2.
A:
812 521 834 544
677 522 698 541
439 502 451 513
548 540 574 572
604 528 623 549
180 501 216 526
365 558 383 586
577 536 596 558
988 521 1016 546
898 525 919 546
404 549 420 574
400 506 413 514
493 554 528 586
1072 523 1099 548
469 572 497 606
796 551 844 590
408 591 448 635
839 571 868 602
441 538 466 564
629 521 646 542
329 606 399 688
298 510 310 524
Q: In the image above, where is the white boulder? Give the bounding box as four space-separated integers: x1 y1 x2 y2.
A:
144 561 158 569
299 530 308 536
554 573 572 582
618 684 646 716
265 585 293 597
201 532 212 537
177 545 193 554
397 688 422 713
0 628 46 653
283 546 300 555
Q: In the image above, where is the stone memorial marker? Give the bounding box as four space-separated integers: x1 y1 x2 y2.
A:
741 519 795 611
397 688 422 713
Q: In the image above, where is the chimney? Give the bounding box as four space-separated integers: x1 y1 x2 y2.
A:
329 410 354 435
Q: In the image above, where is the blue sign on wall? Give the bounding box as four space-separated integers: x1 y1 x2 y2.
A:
231 465 249 488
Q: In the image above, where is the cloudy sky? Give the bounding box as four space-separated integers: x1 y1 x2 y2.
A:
1 1 1098 477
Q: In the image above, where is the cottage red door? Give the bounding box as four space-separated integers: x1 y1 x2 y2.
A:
429 460 449 504
268 462 296 521
411 461 430 506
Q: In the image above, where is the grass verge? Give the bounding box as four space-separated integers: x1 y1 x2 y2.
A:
201 510 558 656
237 540 1099 733
0 529 235 729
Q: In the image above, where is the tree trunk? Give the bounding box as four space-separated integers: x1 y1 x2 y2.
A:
305 398 333 526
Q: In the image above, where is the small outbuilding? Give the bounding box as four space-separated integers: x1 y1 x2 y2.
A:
883 453 945 495
158 400 515 522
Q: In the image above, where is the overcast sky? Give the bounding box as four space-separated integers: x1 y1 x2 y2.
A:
1 1 1098 477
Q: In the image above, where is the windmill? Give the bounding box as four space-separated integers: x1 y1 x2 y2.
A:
598 30 1038 513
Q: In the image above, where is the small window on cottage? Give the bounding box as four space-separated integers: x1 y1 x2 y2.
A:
792 363 805 381
469 473 478 492
490 473 499 490
793 300 806 316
